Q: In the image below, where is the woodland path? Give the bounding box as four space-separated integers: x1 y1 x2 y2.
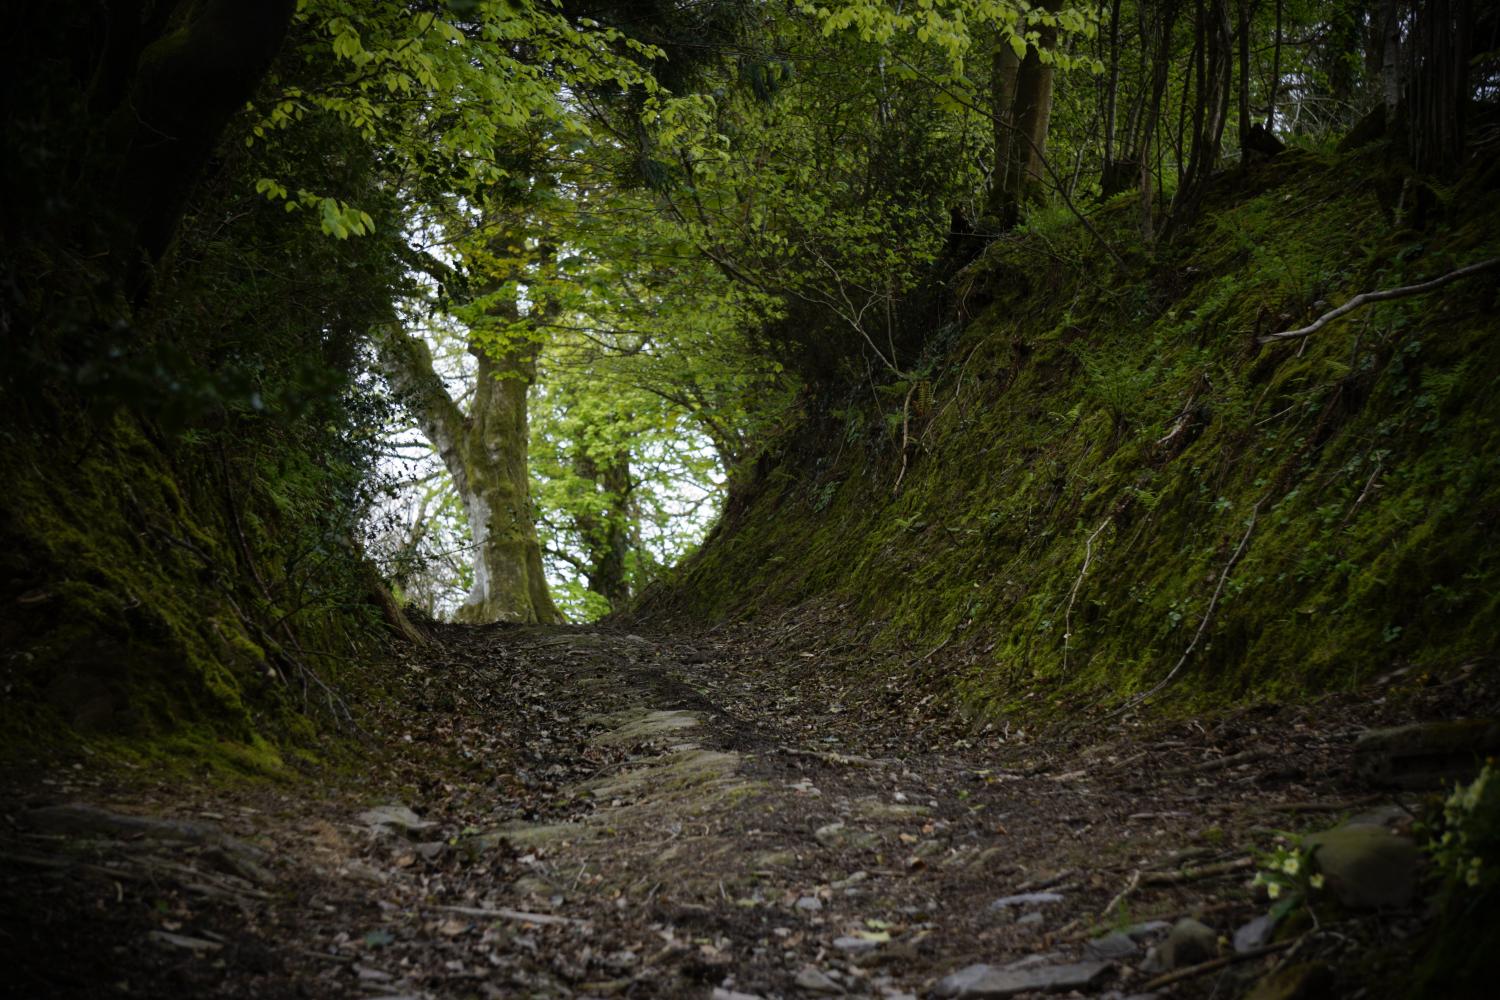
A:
1 621 1448 998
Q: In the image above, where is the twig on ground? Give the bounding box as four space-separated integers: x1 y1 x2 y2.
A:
1168 747 1272 775
436 905 589 927
1140 856 1254 885
1119 499 1262 711
1102 868 1141 919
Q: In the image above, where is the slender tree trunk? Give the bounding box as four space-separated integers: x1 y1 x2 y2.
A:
1237 0 1252 161
985 38 1022 223
1267 0 1283 125
572 450 634 611
1381 0 1401 115
1103 0 1123 166
1139 0 1181 241
1170 0 1234 236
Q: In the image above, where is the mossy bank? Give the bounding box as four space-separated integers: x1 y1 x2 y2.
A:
643 147 1500 721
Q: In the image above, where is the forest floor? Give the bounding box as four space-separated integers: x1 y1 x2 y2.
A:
2 617 1489 999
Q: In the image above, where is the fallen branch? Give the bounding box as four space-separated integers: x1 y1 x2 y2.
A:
1117 499 1262 711
436 905 590 927
1141 938 1297 991
1101 868 1141 919
1260 257 1500 343
1064 518 1112 671
1140 856 1254 885
1167 747 1271 776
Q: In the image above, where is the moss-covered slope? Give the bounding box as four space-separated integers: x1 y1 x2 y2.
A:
645 148 1500 717
0 407 389 773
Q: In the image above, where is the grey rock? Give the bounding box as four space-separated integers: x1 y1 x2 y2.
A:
1233 914 1276 953
1303 826 1417 909
832 936 881 953
795 896 824 912
794 967 845 994
1159 918 1216 969
711 990 766 1000
932 961 1111 998
413 841 446 861
989 891 1064 909
358 805 436 835
1016 912 1044 926
1122 920 1172 941
1085 931 1139 961
814 822 878 851
148 931 222 952
1002 953 1061 969
1354 719 1500 789
1341 804 1410 830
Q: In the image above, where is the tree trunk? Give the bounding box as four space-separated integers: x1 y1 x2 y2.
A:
1169 0 1233 236
460 326 563 624
572 449 634 611
1236 0 1252 162
985 0 1061 228
1139 0 1181 241
984 37 1022 224
1406 0 1470 177
1103 0 1123 167
375 318 561 625
1381 0 1401 115
1267 0 1283 125
106 0 297 275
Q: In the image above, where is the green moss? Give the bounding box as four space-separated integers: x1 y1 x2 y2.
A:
0 404 383 773
651 148 1500 721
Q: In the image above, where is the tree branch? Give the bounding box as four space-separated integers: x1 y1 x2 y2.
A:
372 324 468 490
1260 257 1500 343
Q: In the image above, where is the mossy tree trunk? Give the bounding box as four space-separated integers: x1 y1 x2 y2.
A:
376 313 561 625
984 0 1061 229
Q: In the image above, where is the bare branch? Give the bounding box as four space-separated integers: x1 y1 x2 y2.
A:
1260 257 1500 343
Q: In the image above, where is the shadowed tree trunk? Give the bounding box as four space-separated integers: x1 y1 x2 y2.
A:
103 0 297 276
1406 0 1471 177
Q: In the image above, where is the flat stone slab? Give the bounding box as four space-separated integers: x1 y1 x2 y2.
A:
933 961 1111 997
470 822 593 850
989 891 1065 909
591 709 702 746
358 804 436 834
589 748 738 798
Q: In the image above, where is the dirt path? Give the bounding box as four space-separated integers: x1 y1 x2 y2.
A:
1 622 1466 998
